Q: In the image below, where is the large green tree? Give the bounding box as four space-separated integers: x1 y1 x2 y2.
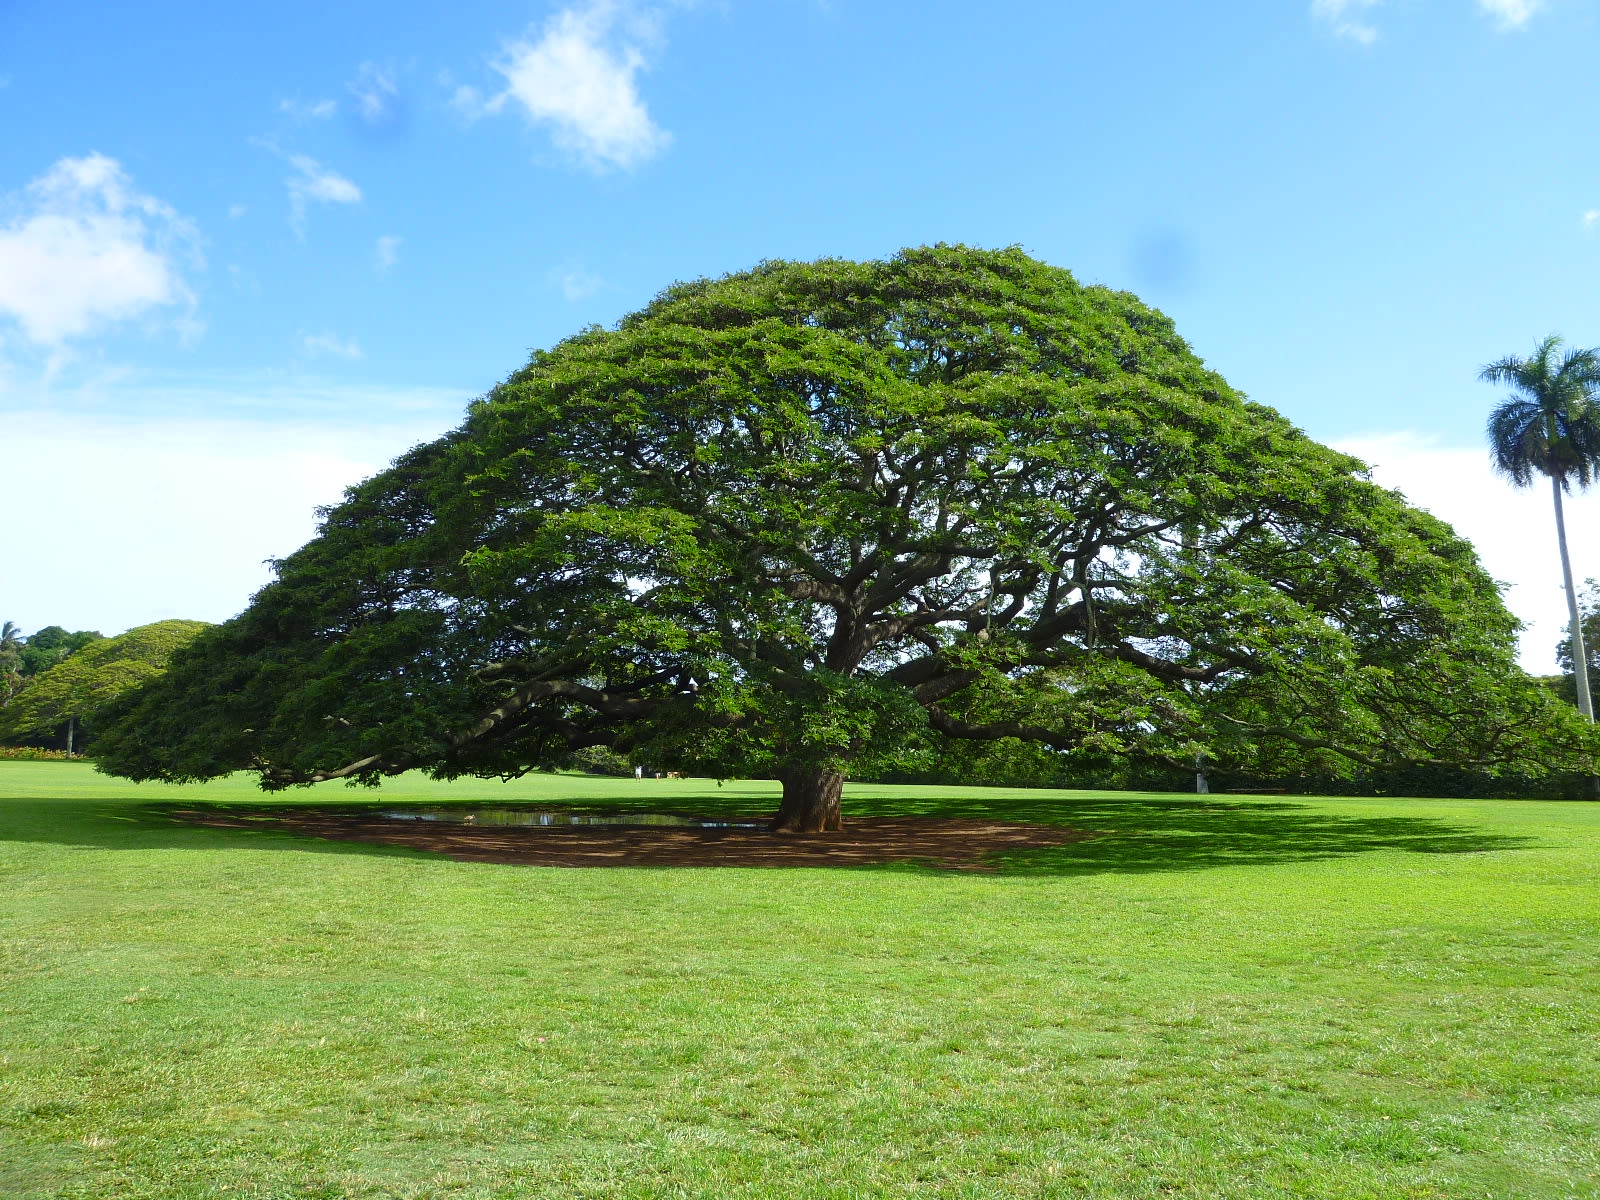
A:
95 247 1593 828
1 621 209 752
1482 335 1600 722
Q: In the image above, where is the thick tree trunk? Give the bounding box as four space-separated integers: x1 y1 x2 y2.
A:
770 767 845 833
1553 477 1595 722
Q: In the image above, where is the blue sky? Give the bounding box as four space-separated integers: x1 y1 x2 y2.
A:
4 0 1600 668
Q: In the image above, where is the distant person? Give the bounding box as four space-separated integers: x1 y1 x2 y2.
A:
634 765 643 780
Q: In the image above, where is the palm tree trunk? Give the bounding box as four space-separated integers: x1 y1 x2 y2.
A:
1552 476 1594 721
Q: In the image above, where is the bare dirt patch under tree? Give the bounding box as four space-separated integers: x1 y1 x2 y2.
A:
168 806 1090 870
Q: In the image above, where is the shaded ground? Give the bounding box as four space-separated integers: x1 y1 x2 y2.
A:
166 806 1091 870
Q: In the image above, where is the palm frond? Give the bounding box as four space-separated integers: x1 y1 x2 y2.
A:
1558 344 1600 386
1482 334 1600 492
1487 400 1543 487
1480 334 1563 389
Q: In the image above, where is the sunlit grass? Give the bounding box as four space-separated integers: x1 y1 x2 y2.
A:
2 762 1598 1198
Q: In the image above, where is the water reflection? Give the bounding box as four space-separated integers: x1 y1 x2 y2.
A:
378 808 764 829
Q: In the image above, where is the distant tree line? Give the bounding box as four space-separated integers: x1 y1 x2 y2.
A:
1 622 104 700
0 620 208 754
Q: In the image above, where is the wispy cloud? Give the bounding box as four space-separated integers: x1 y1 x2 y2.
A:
1478 0 1542 29
474 1 672 170
301 331 362 359
1583 210 1600 231
280 96 337 120
348 61 402 130
451 84 488 119
1312 0 1381 44
0 364 466 425
1313 0 1543 41
550 264 603 300
0 154 201 346
374 234 402 273
284 153 361 237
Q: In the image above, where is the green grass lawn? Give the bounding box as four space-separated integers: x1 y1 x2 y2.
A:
2 762 1598 1199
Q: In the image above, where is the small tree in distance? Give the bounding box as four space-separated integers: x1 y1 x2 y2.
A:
0 622 22 704
95 247 1596 829
1555 580 1600 711
1482 335 1600 722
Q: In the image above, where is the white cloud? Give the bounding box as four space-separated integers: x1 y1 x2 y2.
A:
374 234 402 273
0 367 465 633
1478 0 1542 29
0 154 200 346
280 97 337 120
0 411 438 634
9 412 1589 679
451 84 489 121
289 156 360 204
1312 0 1380 43
1585 210 1600 231
301 331 363 359
227 203 247 220
285 153 361 237
1335 432 1600 673
1313 0 1542 41
483 1 671 169
348 62 400 128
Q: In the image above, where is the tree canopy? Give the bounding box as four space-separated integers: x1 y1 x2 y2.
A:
2 620 209 749
94 246 1594 828
1 624 103 703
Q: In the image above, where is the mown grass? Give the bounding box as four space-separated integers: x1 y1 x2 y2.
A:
2 762 1598 1198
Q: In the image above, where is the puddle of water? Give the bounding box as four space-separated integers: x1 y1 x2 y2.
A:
378 808 765 830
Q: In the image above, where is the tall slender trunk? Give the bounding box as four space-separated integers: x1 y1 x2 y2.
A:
1553 476 1595 722
770 767 845 833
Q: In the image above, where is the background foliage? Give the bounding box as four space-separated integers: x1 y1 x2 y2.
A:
0 620 209 752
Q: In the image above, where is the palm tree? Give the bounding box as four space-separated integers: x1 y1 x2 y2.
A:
1482 335 1600 721
0 622 22 706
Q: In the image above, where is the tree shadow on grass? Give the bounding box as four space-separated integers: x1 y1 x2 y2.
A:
858 793 1535 876
0 790 1538 877
997 801 1532 876
0 799 432 861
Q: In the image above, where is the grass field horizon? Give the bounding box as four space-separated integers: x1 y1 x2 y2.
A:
3 761 1598 1197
